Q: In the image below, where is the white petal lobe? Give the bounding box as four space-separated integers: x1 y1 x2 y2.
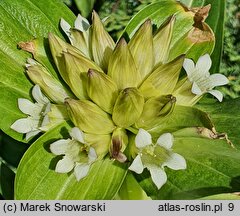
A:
208 90 223 102
135 128 152 148
70 127 85 143
157 133 173 149
50 139 70 155
129 155 144 174
149 166 167 189
196 54 212 73
74 163 90 181
55 156 74 173
164 153 187 170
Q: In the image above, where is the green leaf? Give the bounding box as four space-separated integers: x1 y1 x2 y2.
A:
148 105 213 139
197 98 240 149
0 162 15 200
117 172 151 200
0 0 75 142
15 122 128 199
135 136 240 199
74 0 96 18
0 133 29 168
180 0 225 72
123 0 215 62
199 193 240 200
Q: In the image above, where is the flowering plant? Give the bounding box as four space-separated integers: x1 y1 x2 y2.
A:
0 0 240 200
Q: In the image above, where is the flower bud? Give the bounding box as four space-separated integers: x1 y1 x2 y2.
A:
48 33 83 77
128 19 153 79
63 51 103 99
84 133 111 159
91 11 115 71
70 29 90 58
40 104 69 131
26 60 72 103
136 95 176 129
87 69 118 114
112 88 144 128
65 98 115 134
60 16 90 58
108 38 141 90
139 55 184 99
153 15 175 65
110 128 128 163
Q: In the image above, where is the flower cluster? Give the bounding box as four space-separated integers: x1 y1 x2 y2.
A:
11 11 228 188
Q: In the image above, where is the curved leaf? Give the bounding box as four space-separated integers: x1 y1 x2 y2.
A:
148 105 214 138
0 0 75 142
15 122 128 199
180 0 225 72
197 98 240 149
74 0 96 18
134 136 240 199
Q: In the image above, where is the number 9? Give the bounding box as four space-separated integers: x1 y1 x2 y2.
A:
228 203 234 211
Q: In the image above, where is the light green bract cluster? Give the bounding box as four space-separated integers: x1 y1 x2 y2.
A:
11 8 228 189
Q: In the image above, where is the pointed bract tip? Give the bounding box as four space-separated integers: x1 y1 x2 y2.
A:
87 69 96 77
116 37 127 48
18 41 35 54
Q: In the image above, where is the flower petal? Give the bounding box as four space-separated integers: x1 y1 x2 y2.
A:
50 139 70 155
208 90 223 102
74 14 90 32
191 82 203 95
18 98 41 116
128 155 144 174
157 133 173 149
60 18 71 39
55 156 74 173
164 153 187 170
10 117 38 133
69 127 85 143
32 85 49 104
26 130 40 140
209 74 229 88
196 54 212 73
183 58 195 77
148 166 167 190
88 147 97 163
74 163 90 181
135 128 152 148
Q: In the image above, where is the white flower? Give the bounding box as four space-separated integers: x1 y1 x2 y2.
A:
183 54 229 102
50 127 97 181
60 14 90 57
129 129 186 189
10 85 51 140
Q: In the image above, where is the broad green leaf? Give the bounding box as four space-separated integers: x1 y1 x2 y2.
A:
0 0 75 142
134 136 240 199
199 193 240 200
15 122 128 199
197 98 240 149
180 0 225 72
148 105 213 139
0 133 28 168
123 0 214 62
0 162 15 200
74 0 96 18
117 172 151 200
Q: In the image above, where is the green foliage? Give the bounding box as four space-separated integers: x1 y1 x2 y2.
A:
98 0 154 40
219 0 240 98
